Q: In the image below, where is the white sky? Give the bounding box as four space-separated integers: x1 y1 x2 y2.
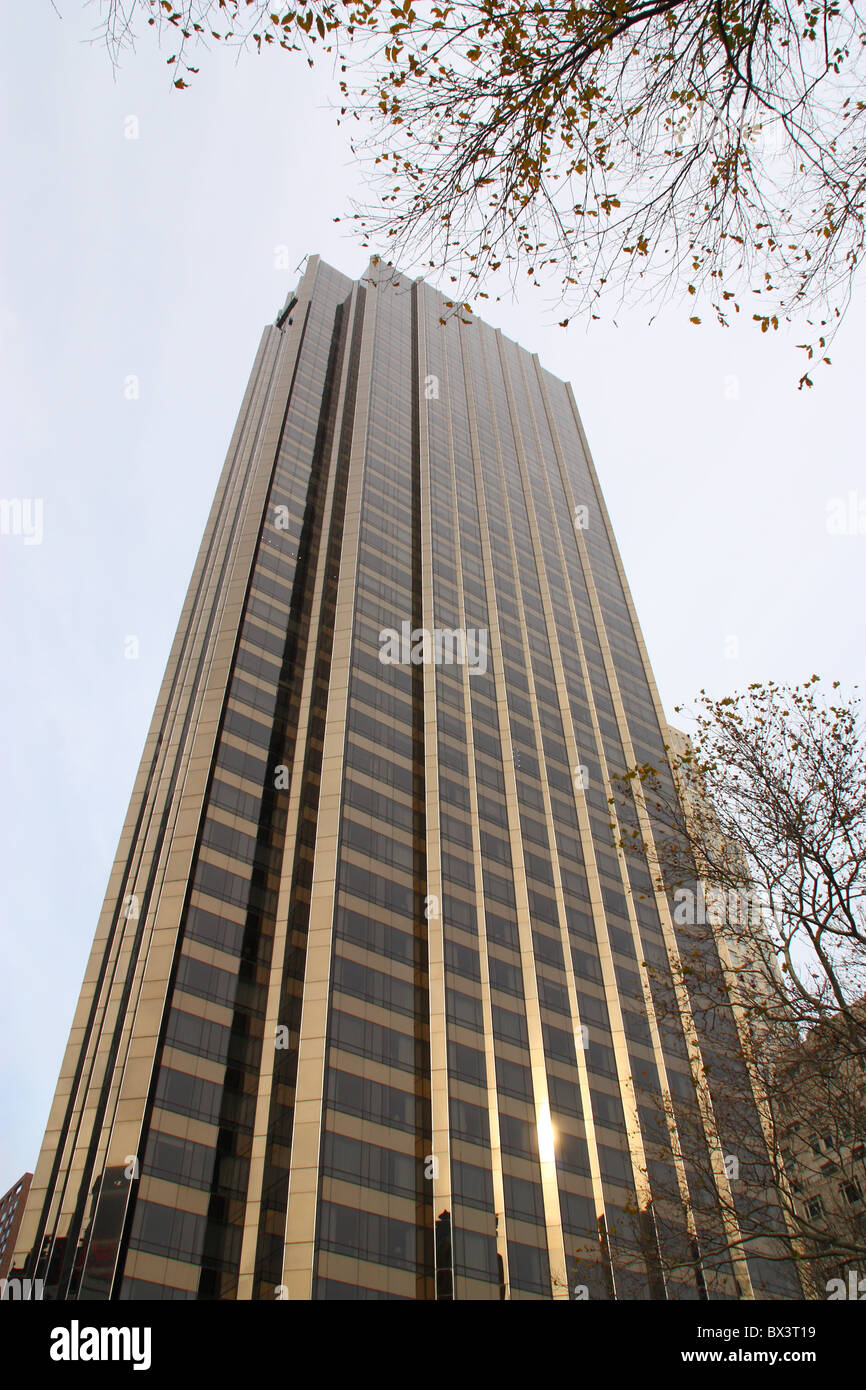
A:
1 5 864 1191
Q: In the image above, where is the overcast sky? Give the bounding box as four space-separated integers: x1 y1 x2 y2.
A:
1 5 863 1193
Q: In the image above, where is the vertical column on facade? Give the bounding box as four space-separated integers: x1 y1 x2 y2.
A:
503 342 698 1295
21 314 297 1295
544 375 754 1299
529 351 701 1293
450 349 513 1298
487 329 650 1295
422 293 510 1298
495 336 657 1287
97 306 312 1299
279 283 378 1299
456 322 568 1298
416 287 456 1299
458 320 591 1298
235 284 358 1299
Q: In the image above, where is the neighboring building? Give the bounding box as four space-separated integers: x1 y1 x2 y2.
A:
0 1173 32 1282
665 723 784 1021
665 729 866 1294
776 1003 866 1285
12 257 801 1300
664 725 809 1279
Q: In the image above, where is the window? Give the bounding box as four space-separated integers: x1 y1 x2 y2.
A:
842 1179 862 1206
508 1240 550 1293
330 1010 416 1073
492 1005 529 1047
448 1041 487 1087
453 1160 494 1211
496 1057 534 1100
321 1132 417 1198
504 1175 546 1225
334 956 416 1018
326 1070 415 1133
499 1112 536 1158
449 1098 490 1146
129 1200 207 1264
453 1229 499 1281
446 988 484 1032
155 1067 223 1126
318 1202 419 1271
805 1197 824 1220
175 955 239 1010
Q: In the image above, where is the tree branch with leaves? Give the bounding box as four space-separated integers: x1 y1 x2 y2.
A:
101 0 866 384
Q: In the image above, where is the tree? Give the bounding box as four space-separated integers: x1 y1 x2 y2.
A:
630 676 866 1041
611 676 866 1292
101 1 866 384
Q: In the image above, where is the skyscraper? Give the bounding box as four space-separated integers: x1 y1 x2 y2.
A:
13 256 800 1301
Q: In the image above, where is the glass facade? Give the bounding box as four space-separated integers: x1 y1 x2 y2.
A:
12 256 800 1300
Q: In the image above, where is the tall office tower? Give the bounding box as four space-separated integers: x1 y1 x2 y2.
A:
14 256 800 1302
